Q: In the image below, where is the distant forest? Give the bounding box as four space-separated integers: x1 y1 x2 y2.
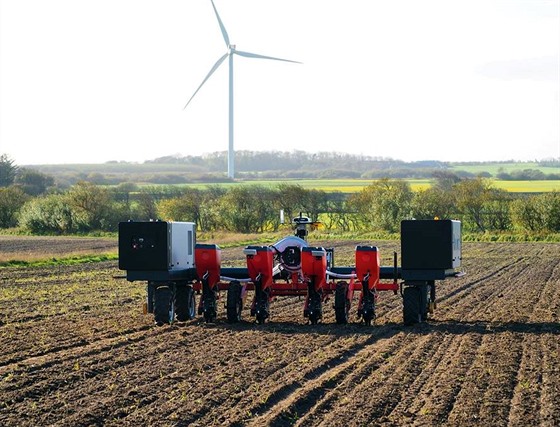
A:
145 151 451 179
27 150 560 186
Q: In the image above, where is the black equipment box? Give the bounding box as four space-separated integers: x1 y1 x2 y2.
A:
400 220 461 279
118 221 195 272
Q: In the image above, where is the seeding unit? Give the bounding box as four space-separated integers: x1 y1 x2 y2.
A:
119 217 462 326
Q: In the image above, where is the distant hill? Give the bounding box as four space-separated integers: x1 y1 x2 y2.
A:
27 151 560 187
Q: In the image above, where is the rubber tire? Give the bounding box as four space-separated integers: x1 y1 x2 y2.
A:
147 282 156 314
419 283 429 321
154 285 174 326
403 286 422 325
226 281 243 323
175 285 196 322
334 281 350 324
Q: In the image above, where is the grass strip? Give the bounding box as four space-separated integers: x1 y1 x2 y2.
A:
0 253 118 268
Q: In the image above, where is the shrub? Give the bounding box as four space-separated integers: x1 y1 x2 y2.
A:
0 187 30 228
19 194 77 234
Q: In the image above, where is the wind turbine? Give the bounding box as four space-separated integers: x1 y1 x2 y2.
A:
184 0 301 179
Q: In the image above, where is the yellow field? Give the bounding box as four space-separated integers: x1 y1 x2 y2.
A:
198 178 558 193
174 178 560 194
491 180 560 193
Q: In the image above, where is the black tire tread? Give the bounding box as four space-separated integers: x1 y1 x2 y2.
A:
334 281 350 324
175 285 195 322
154 285 173 326
403 286 422 325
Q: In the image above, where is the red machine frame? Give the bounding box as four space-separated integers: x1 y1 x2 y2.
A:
191 242 399 325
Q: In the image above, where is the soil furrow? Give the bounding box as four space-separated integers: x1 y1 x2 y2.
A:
507 334 543 426
0 327 176 407
407 331 484 426
538 335 560 426
127 329 390 425
107 328 343 425
1 240 558 427
529 258 560 323
242 328 409 427
297 330 465 427
383 332 460 424
0 322 153 370
446 332 524 425
291 331 440 426
442 259 529 322
467 256 556 323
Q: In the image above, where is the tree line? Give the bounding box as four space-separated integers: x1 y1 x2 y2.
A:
1 174 559 237
1 153 559 236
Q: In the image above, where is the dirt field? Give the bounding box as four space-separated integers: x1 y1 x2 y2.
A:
0 238 559 426
0 236 117 263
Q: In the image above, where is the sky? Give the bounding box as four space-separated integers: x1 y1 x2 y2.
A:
0 0 559 166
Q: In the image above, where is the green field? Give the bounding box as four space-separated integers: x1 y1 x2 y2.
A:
31 160 560 194
33 161 560 177
449 162 560 175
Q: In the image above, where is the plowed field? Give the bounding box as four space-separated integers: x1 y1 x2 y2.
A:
1 239 559 426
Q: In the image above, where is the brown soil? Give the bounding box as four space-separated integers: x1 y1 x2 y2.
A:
0 236 117 262
0 238 559 426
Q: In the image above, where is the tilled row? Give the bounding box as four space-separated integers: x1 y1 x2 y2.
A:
0 242 559 427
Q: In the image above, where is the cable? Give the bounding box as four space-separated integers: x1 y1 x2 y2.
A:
326 270 357 280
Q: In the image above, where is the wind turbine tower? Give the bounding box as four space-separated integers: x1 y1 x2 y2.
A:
184 0 301 179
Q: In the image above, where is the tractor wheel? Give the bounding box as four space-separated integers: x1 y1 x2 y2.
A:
419 283 430 321
334 281 350 324
189 289 196 319
403 285 422 325
146 282 156 314
175 285 196 322
154 285 174 326
226 281 243 323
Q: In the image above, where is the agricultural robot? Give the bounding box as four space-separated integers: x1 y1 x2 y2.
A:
118 218 462 326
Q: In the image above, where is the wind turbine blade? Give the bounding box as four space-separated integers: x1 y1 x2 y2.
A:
235 50 302 64
184 53 228 109
211 0 230 48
